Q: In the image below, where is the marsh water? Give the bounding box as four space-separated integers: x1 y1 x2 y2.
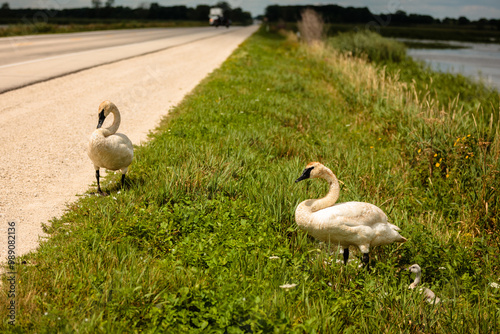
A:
402 39 500 92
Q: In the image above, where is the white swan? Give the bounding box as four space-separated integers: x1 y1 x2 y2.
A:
408 264 440 304
294 162 406 268
87 101 133 194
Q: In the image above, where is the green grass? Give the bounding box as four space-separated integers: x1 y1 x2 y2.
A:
0 21 208 37
1 27 500 332
328 30 407 62
324 23 500 44
273 22 500 44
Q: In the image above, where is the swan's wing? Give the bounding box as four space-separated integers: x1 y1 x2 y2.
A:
92 134 133 170
313 202 387 227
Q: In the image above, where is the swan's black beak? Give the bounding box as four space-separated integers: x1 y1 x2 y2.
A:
96 110 106 129
295 166 314 183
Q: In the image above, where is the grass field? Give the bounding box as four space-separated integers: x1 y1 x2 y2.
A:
0 20 208 37
324 23 500 44
1 27 499 332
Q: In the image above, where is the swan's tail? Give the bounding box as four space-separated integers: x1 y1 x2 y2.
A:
388 222 401 231
388 223 407 242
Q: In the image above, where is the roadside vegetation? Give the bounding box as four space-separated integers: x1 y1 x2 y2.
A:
1 23 499 332
0 20 207 37
0 1 252 37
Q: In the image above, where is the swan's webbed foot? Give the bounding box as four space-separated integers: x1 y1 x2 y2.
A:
343 248 349 265
362 253 370 270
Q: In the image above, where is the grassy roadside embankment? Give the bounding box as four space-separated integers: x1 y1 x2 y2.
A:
1 26 499 332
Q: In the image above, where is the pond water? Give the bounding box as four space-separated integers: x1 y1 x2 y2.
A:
402 39 500 92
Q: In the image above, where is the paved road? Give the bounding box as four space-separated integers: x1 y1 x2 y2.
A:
0 25 259 261
0 27 237 93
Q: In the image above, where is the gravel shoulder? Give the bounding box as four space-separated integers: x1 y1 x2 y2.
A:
0 25 258 261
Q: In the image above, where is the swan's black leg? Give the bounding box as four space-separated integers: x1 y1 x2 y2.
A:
96 170 102 193
121 174 126 189
343 248 349 265
362 253 370 270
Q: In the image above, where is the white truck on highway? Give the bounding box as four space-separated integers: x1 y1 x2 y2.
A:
209 7 231 28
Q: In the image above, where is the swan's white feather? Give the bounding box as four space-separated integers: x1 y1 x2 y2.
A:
89 132 133 172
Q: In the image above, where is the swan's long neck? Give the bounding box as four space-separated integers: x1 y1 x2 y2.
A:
411 272 421 287
310 169 340 212
102 109 121 137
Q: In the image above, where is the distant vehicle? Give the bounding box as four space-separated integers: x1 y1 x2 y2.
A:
209 7 231 28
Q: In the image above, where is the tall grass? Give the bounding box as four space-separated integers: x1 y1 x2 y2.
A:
297 8 324 45
329 30 407 62
1 27 499 332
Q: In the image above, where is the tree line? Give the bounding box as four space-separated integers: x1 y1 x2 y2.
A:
0 1 252 25
264 4 500 30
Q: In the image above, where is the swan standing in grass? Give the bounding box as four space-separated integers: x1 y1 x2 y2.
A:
294 162 406 268
88 101 133 194
408 264 441 304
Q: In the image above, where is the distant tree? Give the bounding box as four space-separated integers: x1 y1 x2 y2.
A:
458 16 470 25
91 0 101 9
1 2 9 10
215 1 231 13
476 18 488 30
149 2 160 19
105 0 114 8
443 17 457 25
189 5 209 21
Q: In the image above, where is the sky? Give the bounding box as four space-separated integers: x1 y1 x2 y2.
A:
9 0 500 20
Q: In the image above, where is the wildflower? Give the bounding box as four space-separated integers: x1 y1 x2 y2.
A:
489 282 499 289
434 153 437 157
269 256 280 260
466 156 469 159
439 158 442 162
418 149 421 153
467 134 471 137
378 137 381 140
446 174 449 178
435 163 440 167
280 283 297 289
370 146 374 149
438 267 446 270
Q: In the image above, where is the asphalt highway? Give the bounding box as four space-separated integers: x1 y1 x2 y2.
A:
0 26 239 93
